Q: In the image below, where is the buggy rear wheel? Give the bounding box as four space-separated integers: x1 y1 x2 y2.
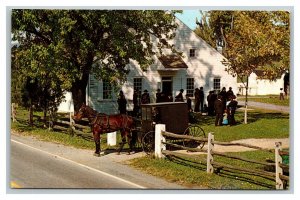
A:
142 131 155 155
183 125 206 150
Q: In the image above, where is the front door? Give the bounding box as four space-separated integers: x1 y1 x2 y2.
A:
162 77 172 96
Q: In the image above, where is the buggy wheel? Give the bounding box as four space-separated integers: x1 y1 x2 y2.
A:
142 131 155 155
183 125 206 150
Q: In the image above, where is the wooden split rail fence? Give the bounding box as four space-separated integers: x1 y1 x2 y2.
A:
154 124 289 190
52 112 117 146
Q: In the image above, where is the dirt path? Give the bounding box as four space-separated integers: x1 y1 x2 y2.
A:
175 138 289 156
238 100 290 113
209 138 289 152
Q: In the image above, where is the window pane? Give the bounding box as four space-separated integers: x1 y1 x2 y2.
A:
213 78 221 94
103 81 112 99
186 78 194 97
189 49 196 57
134 78 142 98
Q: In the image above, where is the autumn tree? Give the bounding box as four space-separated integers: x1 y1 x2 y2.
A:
12 10 179 112
195 10 290 123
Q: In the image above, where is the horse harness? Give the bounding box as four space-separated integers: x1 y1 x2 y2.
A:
91 113 131 133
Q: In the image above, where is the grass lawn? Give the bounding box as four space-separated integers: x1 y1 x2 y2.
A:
10 107 290 189
129 149 282 189
238 95 290 106
128 108 290 189
195 109 289 142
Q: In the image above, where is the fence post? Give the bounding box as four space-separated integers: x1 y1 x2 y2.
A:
155 124 166 159
69 111 75 131
12 103 17 122
207 132 214 174
275 142 283 189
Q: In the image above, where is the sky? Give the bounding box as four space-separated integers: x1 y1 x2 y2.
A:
175 10 202 30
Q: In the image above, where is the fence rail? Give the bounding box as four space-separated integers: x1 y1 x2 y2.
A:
154 124 289 190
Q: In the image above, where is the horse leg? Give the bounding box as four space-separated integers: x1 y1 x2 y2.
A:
128 132 135 154
93 130 101 157
117 131 126 155
125 130 133 155
94 141 101 157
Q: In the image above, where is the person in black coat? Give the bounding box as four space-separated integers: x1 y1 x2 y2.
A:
117 91 127 114
141 90 150 104
133 90 140 117
219 87 227 111
194 88 200 112
214 95 224 126
207 90 217 116
199 87 204 112
226 87 234 101
175 89 184 102
227 95 238 126
156 89 162 103
186 94 192 112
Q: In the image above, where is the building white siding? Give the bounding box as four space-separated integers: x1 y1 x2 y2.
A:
57 91 74 113
238 73 284 96
86 18 237 114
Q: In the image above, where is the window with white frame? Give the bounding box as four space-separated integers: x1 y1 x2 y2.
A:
186 78 194 97
213 78 221 94
189 49 196 58
134 78 142 98
103 81 112 100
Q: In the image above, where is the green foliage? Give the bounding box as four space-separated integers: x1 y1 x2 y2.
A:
12 10 180 111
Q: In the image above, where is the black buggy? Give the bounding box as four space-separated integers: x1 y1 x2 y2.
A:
133 102 205 154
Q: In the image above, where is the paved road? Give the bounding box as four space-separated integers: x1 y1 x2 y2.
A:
10 139 143 189
9 133 187 190
238 100 290 113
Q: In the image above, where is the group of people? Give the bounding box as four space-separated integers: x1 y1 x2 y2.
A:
118 88 186 116
214 92 238 127
118 89 152 116
117 86 238 126
187 86 238 126
155 89 175 103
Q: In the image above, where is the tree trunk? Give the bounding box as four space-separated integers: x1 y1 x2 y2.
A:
29 103 34 126
244 76 249 124
71 72 89 112
43 106 47 127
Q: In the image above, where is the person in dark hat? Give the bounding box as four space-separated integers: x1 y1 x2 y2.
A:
186 94 192 112
194 88 200 112
175 89 184 102
214 95 224 126
117 90 127 114
207 90 216 116
141 89 150 104
227 95 238 126
133 89 141 117
156 89 162 103
226 87 234 101
219 87 227 111
199 87 204 112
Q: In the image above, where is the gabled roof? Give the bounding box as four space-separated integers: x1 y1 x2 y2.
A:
158 55 188 69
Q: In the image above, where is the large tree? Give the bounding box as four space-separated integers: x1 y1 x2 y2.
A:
12 10 179 112
195 11 290 123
